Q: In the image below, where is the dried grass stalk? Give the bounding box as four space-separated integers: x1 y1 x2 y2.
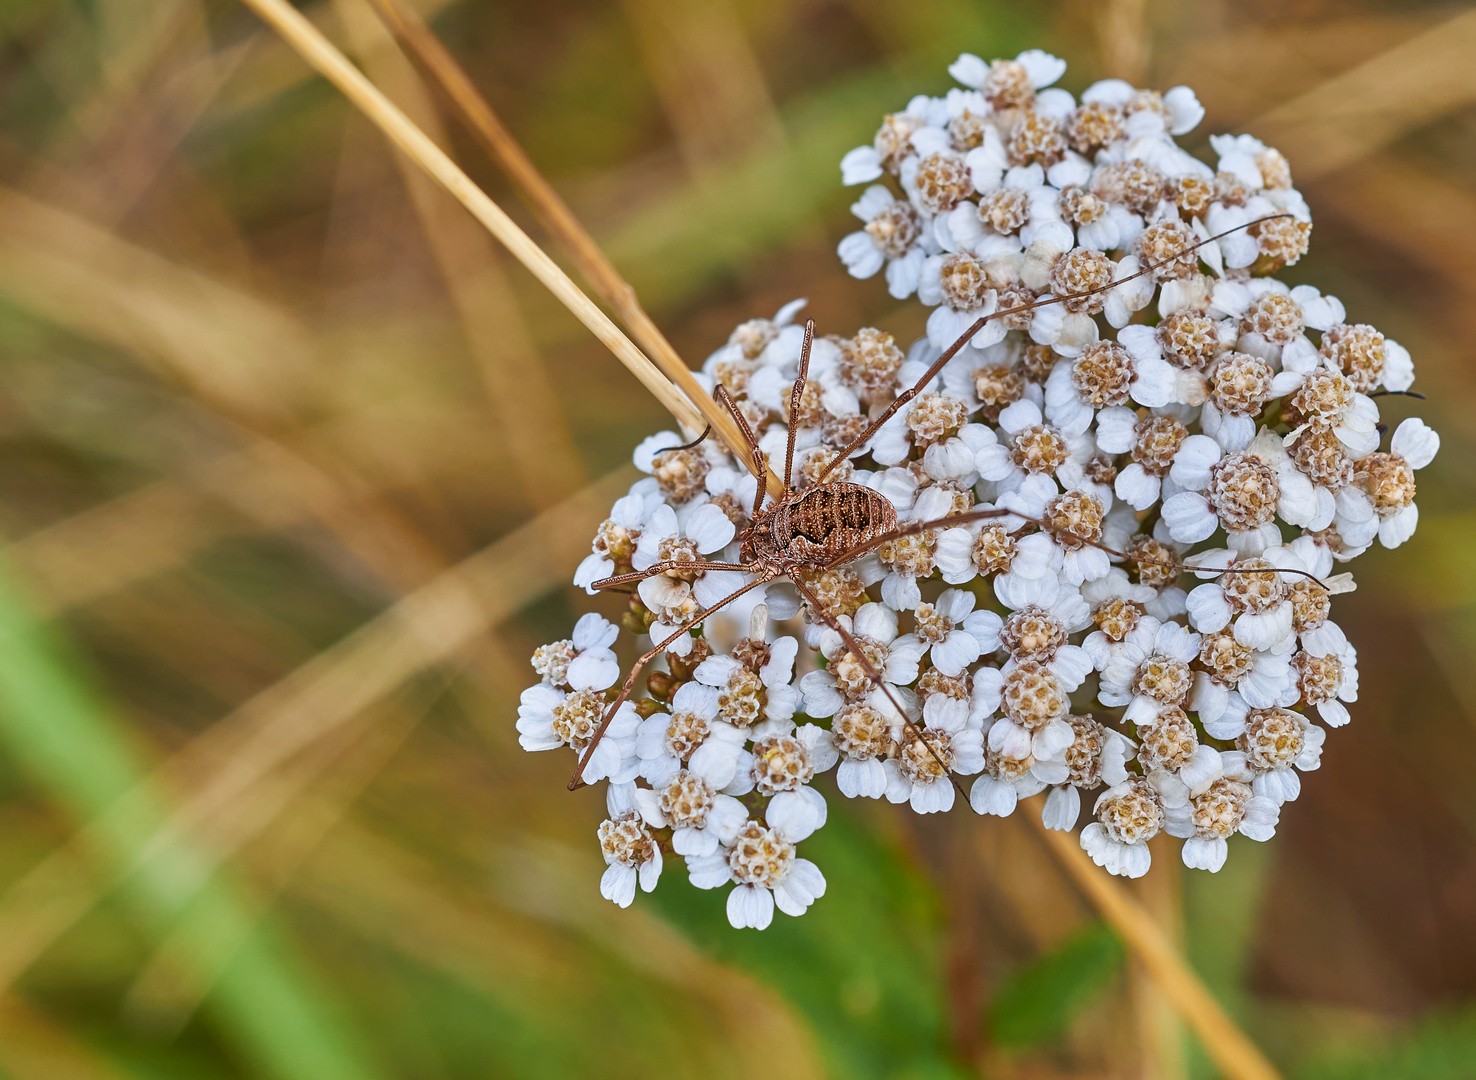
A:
1030 814 1282 1080
362 0 783 497
239 0 765 483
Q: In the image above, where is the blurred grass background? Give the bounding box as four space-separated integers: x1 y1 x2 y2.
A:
0 0 1471 1076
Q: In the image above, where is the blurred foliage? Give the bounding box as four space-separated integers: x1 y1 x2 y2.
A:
0 0 1470 1077
989 922 1123 1049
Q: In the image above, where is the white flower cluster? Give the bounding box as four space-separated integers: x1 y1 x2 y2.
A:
517 50 1441 927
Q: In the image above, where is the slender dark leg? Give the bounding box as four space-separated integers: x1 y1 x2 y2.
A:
568 573 774 790
789 577 975 813
593 560 751 592
783 318 815 490
713 383 770 515
652 425 713 453
826 505 1326 587
818 214 1292 481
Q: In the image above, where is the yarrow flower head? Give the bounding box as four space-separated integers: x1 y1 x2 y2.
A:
518 47 1439 925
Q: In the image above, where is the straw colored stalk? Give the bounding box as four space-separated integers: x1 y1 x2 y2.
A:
238 0 772 493
1096 0 1150 86
300 823 825 1078
0 185 450 595
618 0 787 175
1029 813 1282 1080
120 695 431 1034
334 0 584 510
361 0 783 499
0 554 384 1080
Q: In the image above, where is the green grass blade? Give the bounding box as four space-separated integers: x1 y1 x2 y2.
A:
0 551 383 1080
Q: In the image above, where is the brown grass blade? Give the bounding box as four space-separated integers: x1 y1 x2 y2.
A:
618 0 786 175
0 997 134 1080
1132 835 1188 1080
120 691 431 1034
1096 0 1150 86
360 0 784 499
299 821 827 1079
1029 810 1282 1080
334 0 585 510
0 187 467 591
0 185 314 419
1249 9 1476 181
237 0 738 468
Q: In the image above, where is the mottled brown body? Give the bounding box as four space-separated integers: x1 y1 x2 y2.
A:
742 482 897 570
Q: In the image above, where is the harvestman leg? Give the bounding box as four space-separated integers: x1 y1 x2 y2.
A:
789 576 973 810
817 215 1292 482
712 382 771 510
569 573 775 790
827 505 1328 587
593 560 751 593
782 319 817 490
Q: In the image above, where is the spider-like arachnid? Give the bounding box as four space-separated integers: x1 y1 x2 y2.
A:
570 216 1322 796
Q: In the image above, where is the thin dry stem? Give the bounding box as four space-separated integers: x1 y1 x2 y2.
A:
1133 834 1188 1080
335 0 584 510
1029 810 1282 1080
238 0 708 441
361 0 783 499
302 822 827 1077
120 695 430 1034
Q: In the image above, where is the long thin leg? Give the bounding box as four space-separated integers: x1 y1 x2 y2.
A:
653 425 712 453
593 560 751 592
568 573 774 790
713 383 770 517
828 505 1327 587
789 577 975 813
783 318 816 491
818 214 1291 481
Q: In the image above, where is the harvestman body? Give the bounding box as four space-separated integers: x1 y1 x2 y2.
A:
568 216 1313 793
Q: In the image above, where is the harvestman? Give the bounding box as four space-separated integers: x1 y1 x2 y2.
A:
569 216 1317 795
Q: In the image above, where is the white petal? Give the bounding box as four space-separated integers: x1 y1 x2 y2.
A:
1169 435 1221 490
1161 493 1218 543
1390 417 1439 470
949 52 987 88
1041 785 1081 830
970 775 1019 817
1181 836 1228 872
768 786 828 844
1114 463 1161 511
931 630 982 677
600 864 638 908
726 883 775 930
838 231 885 278
841 146 883 185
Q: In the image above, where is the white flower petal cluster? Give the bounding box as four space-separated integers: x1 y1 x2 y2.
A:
519 49 1440 925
